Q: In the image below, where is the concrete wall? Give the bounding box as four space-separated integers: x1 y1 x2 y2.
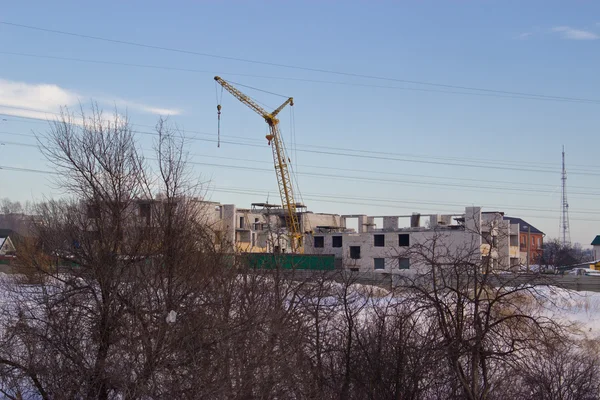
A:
225 208 342 254
302 213 341 232
305 207 490 274
305 228 482 273
220 204 236 252
480 211 512 270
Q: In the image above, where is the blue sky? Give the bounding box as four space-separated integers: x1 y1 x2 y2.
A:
0 1 599 245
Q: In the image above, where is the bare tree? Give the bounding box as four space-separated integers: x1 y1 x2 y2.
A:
0 107 222 399
0 106 594 399
502 338 600 400
395 229 566 400
540 238 594 271
0 199 23 215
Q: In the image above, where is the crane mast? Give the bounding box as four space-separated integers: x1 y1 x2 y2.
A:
214 76 302 252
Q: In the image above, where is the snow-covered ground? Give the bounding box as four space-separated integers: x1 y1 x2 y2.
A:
536 286 600 338
2 272 600 337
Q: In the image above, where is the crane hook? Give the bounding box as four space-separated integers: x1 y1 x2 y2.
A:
266 133 274 145
217 104 222 148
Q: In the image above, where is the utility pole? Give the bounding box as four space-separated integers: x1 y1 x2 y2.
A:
559 146 571 246
526 225 531 273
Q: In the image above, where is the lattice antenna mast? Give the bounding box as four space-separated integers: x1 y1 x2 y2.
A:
560 145 571 245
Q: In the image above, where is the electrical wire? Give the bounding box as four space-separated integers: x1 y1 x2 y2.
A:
3 138 600 202
210 185 600 219
223 78 290 99
2 162 598 222
3 107 599 174
1 50 599 106
1 105 597 172
3 107 600 177
1 23 600 105
0 130 585 192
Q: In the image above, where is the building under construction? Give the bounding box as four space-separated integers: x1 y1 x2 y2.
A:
210 77 543 273
202 201 543 273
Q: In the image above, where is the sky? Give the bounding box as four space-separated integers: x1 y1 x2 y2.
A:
0 1 599 246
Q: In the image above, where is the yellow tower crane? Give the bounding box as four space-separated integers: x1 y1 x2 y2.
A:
214 76 302 253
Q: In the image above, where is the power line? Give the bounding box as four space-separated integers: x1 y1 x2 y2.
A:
3 137 600 202
0 164 58 174
216 188 600 223
4 106 600 176
209 185 600 215
0 51 600 104
0 139 37 148
223 78 290 99
3 105 600 173
0 131 584 191
0 113 597 180
2 22 600 105
2 51 599 105
212 186 600 221
4 107 600 174
2 164 599 220
175 159 600 199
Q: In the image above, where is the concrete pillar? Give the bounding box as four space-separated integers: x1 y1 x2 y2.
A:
366 217 375 232
221 204 236 252
410 213 421 228
497 220 510 270
383 216 399 230
357 215 368 233
465 207 481 233
465 207 482 263
429 215 439 228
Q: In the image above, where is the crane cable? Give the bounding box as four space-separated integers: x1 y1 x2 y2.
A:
224 79 289 98
220 78 284 111
289 106 310 233
215 82 223 147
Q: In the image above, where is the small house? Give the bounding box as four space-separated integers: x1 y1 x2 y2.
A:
0 236 16 255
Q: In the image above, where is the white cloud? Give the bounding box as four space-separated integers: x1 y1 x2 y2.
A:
107 99 182 116
552 26 599 40
143 107 181 116
0 79 182 121
516 32 533 39
0 79 77 120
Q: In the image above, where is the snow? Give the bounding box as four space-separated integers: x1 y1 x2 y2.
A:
166 310 177 324
535 286 600 338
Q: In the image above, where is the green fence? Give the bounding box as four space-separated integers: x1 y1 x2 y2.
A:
243 253 335 271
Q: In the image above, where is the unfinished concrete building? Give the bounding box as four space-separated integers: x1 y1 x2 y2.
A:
303 207 517 273
214 203 341 253
75 196 536 272
80 195 341 255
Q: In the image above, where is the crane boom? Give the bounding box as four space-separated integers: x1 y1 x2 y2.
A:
214 76 302 252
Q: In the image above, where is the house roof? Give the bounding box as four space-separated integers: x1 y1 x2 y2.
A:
502 217 543 234
0 229 23 245
0 229 14 238
591 235 600 246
